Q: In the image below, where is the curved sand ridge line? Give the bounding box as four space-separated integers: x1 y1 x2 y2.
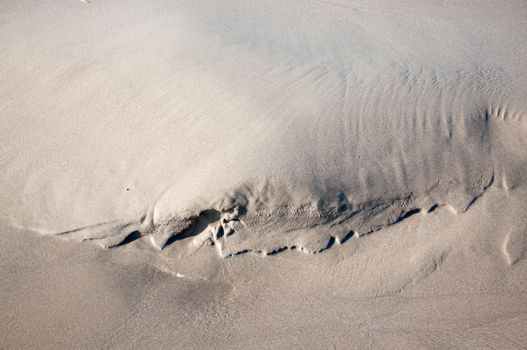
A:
2 1 526 259
36 100 527 258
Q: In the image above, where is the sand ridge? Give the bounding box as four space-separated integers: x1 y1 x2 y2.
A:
1 0 527 258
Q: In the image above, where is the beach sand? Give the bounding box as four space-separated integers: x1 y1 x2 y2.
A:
1 1 526 348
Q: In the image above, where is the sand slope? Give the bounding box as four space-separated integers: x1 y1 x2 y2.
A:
1 1 527 348
2 0 527 256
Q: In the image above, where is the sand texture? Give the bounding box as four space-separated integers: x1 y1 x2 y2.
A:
1 0 526 348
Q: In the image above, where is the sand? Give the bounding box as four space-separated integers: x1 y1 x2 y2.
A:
1 0 526 348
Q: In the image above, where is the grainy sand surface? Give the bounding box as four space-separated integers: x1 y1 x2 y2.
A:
1 1 526 348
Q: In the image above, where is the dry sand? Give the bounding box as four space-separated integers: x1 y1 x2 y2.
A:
1 0 526 348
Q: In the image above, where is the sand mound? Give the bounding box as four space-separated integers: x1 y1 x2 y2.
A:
2 0 527 257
